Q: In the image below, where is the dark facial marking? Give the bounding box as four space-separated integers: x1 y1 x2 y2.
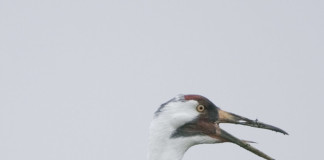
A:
171 121 216 138
171 95 220 138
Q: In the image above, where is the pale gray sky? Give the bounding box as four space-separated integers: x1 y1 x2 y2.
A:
0 0 323 160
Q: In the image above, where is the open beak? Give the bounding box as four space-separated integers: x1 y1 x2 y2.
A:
213 109 288 160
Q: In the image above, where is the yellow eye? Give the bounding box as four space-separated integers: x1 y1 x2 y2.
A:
196 105 205 112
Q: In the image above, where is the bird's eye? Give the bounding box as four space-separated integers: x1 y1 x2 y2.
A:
196 105 205 112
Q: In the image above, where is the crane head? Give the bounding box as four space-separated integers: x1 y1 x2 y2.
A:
151 94 287 160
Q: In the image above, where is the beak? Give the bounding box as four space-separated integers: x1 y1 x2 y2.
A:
213 109 288 160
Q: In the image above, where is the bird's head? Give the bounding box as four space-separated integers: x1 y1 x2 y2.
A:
150 94 287 160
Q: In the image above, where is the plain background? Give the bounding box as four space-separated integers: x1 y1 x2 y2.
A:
1 0 323 160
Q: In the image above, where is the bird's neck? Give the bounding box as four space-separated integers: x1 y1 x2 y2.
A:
148 118 195 160
148 131 191 160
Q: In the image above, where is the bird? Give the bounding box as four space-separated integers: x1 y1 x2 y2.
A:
148 94 288 160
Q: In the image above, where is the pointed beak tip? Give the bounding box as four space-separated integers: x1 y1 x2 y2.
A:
272 127 289 135
216 109 288 160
